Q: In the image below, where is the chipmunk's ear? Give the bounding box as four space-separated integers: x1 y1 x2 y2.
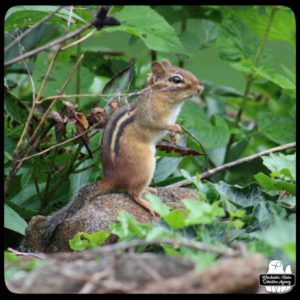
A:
151 61 167 79
160 59 172 68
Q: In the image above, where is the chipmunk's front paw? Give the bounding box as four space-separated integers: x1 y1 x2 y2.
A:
169 123 181 133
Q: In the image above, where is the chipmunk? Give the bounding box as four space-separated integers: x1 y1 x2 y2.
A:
42 59 204 243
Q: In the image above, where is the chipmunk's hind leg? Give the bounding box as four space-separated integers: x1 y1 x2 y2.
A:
128 188 158 216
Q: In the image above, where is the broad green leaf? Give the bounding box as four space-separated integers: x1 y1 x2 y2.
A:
33 53 94 106
262 153 295 180
146 194 170 217
256 112 295 145
154 157 182 183
146 226 173 241
69 155 93 197
69 232 89 251
4 92 29 124
5 6 85 31
215 181 266 208
255 218 295 262
230 6 296 46
110 211 151 239
102 65 134 106
163 209 186 229
105 6 187 54
180 102 230 149
255 172 296 196
252 66 295 92
10 182 46 206
216 15 259 62
4 204 28 235
183 199 224 226
82 230 109 245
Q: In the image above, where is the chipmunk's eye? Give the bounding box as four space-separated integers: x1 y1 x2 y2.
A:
168 75 184 84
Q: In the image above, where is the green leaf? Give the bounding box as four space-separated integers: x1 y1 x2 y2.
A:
183 199 224 226
262 153 295 180
69 155 93 197
216 15 259 62
105 6 187 54
69 232 89 251
257 112 295 145
4 92 29 124
146 226 173 241
146 194 170 217
102 65 134 107
33 53 94 106
4 204 28 235
252 66 295 92
154 157 182 183
82 230 109 245
231 6 295 46
181 102 230 149
255 218 295 262
255 172 296 196
5 6 85 31
216 181 266 208
10 182 46 206
163 209 186 229
110 211 151 240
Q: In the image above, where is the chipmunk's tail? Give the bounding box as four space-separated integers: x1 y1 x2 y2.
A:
42 178 113 245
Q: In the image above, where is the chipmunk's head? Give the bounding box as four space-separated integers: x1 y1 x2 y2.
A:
147 59 204 101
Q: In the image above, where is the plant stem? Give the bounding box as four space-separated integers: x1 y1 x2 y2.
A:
166 142 295 189
223 7 277 163
4 23 93 67
178 18 187 68
4 6 65 53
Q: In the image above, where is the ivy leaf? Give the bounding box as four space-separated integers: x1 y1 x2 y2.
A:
4 204 28 235
146 194 170 217
69 232 89 251
105 6 188 55
146 226 173 241
215 181 267 209
262 153 295 180
110 211 151 240
163 210 186 229
254 172 295 196
82 230 109 245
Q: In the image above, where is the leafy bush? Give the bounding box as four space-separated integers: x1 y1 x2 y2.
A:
4 5 295 265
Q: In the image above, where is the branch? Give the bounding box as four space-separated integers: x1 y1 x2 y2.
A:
166 142 296 189
4 6 65 53
95 237 237 257
17 120 103 162
4 23 92 67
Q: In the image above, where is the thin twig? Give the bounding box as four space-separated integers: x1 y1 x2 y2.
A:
4 23 92 67
7 247 46 260
166 142 296 189
61 28 96 51
17 120 103 162
4 6 65 53
181 125 213 169
95 237 237 257
23 54 85 154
